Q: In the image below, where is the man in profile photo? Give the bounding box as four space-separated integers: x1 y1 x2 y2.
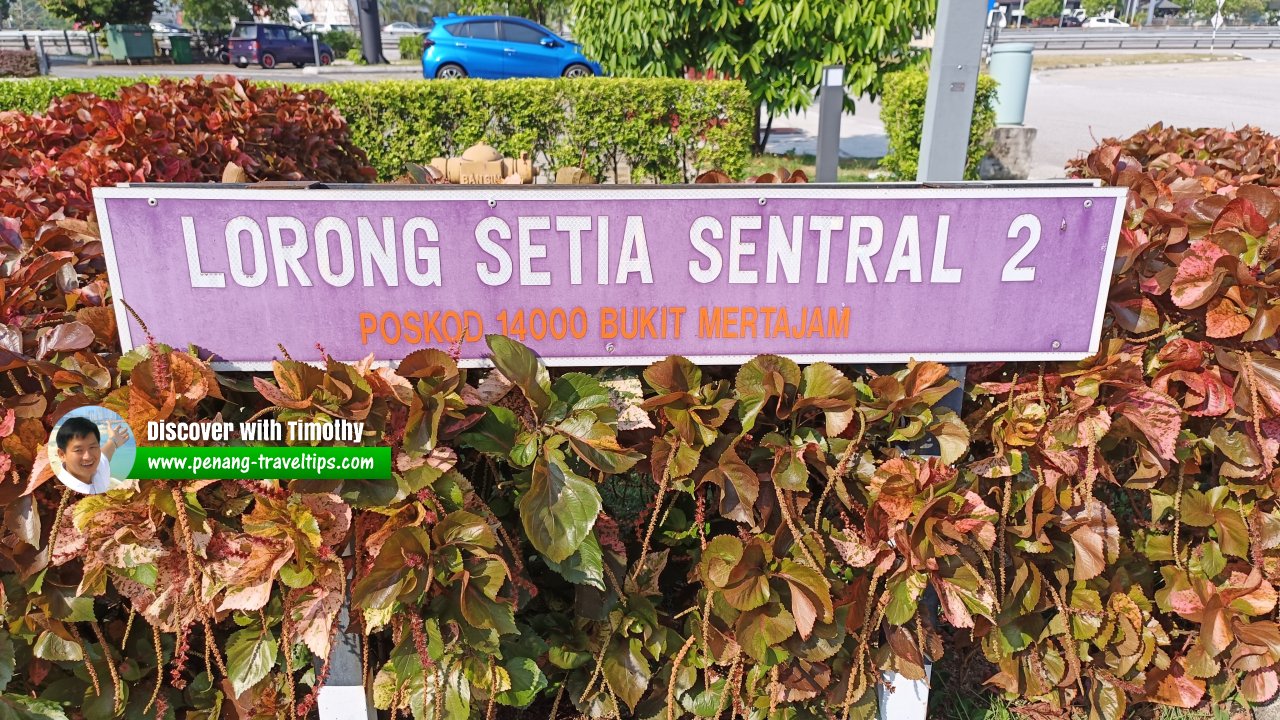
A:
53 416 130 494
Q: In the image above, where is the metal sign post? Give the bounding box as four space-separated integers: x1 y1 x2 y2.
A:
880 0 990 718
815 66 846 183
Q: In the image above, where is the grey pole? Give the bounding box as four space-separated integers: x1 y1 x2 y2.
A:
879 3 987 717
917 0 989 182
313 32 321 67
1146 0 1156 25
814 65 845 183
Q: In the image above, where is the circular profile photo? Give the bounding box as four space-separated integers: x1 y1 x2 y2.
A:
47 407 136 495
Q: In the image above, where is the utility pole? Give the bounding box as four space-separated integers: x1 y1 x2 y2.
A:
877 2 986 717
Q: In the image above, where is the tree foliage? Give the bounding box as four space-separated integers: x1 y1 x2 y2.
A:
44 0 153 27
568 0 934 152
1081 0 1123 17
465 0 569 28
1023 0 1061 20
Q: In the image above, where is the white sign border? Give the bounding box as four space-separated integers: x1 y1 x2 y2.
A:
92 182 1128 372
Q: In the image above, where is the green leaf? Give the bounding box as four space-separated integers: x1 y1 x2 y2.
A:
458 559 517 635
225 626 279 698
486 335 552 415
602 637 651 712
433 510 498 549
884 572 927 625
33 631 82 662
735 602 796 662
772 448 809 490
510 431 540 467
0 632 12 693
544 533 605 590
459 406 519 456
0 694 71 720
82 678 126 720
701 535 744 588
494 657 547 708
1200 541 1227 579
520 456 602 563
552 373 614 414
559 419 643 474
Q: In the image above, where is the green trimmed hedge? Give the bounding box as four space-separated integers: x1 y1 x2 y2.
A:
397 35 422 60
0 77 753 182
879 69 998 181
322 78 752 182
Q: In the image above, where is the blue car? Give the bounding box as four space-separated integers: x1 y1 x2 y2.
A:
420 15 603 79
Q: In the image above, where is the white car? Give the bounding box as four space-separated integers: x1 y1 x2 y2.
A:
382 22 424 35
1082 16 1130 27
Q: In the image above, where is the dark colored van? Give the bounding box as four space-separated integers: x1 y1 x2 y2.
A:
228 23 334 69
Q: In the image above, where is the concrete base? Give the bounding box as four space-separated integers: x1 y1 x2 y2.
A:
1255 692 1280 720
979 125 1037 180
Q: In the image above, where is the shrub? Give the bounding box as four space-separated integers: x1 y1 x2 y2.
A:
398 34 423 60
0 76 754 182
879 68 998 180
5 124 1280 720
321 77 753 181
0 76 152 111
345 47 364 64
323 29 358 56
0 76 374 238
0 50 39 78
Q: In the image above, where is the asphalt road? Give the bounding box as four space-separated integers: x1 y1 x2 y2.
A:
1023 49 1280 177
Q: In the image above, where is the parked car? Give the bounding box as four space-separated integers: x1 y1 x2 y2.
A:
383 21 425 34
228 22 334 68
299 22 356 34
150 21 188 35
420 14 602 79
1082 15 1130 26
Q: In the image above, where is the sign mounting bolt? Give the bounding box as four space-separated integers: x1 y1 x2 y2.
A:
1052 340 1061 349
605 343 615 353
148 198 157 207
1083 200 1093 208
1060 219 1067 231
487 199 496 208
758 197 767 206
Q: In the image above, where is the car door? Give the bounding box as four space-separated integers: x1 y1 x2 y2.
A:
285 27 310 62
457 21 505 78
498 20 560 78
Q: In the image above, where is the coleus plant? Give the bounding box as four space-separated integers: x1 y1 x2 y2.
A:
6 124 1280 720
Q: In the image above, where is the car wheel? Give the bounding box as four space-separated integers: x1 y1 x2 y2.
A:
261 52 276 69
319 52 333 66
435 63 466 79
218 51 229 64
562 63 593 78
293 62 306 68
235 62 248 68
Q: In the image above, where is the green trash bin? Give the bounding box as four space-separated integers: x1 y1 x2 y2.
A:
169 33 192 64
104 24 154 61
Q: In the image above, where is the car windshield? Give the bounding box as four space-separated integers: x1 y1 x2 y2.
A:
230 24 257 38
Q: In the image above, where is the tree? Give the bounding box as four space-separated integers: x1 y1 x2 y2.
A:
464 0 569 28
45 0 154 27
1023 0 1061 19
1189 0 1264 18
6 0 70 28
570 0 932 154
1081 0 1123 15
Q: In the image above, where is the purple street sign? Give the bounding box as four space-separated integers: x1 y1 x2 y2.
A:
93 184 1126 369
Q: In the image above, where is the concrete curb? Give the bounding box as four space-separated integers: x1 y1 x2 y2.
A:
1034 55 1245 70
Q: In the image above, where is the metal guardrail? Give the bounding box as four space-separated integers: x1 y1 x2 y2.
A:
998 27 1280 50
0 30 95 55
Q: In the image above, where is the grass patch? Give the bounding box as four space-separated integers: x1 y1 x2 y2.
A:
1031 52 1245 69
746 152 881 182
